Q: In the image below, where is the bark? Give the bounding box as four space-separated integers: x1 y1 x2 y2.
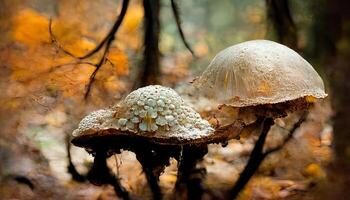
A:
134 0 161 89
265 0 298 49
307 0 350 198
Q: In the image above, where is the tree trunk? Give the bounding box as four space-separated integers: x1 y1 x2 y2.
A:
265 0 298 49
134 0 161 89
307 0 350 198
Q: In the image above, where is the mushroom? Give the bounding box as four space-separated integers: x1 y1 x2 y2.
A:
192 40 327 198
193 39 327 127
71 109 131 199
112 85 214 143
72 85 230 199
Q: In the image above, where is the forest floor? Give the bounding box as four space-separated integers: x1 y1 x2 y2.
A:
0 90 333 200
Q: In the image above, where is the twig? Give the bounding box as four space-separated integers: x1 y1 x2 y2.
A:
170 0 195 56
263 112 308 156
14 61 96 83
83 44 109 99
49 0 129 59
230 113 308 199
106 57 115 68
230 117 274 199
49 0 130 99
85 0 129 99
49 61 96 73
29 95 52 111
79 0 130 59
84 0 130 99
113 154 122 176
49 19 78 58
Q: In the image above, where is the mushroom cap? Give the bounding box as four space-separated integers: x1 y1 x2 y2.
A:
193 40 327 107
72 109 115 137
72 85 215 145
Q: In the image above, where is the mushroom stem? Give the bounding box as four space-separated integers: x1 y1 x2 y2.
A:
229 117 274 199
175 145 208 200
143 164 162 200
87 151 130 200
135 149 167 200
66 134 86 182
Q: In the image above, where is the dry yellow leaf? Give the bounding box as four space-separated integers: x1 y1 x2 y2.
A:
237 177 281 200
303 163 326 179
103 76 122 92
108 49 129 76
50 20 98 57
11 69 34 81
305 95 317 103
159 174 177 184
122 4 143 32
12 9 50 45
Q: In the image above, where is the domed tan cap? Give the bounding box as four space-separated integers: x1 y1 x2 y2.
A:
72 85 214 144
193 40 327 107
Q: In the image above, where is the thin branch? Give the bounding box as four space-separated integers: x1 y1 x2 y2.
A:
15 61 96 84
49 19 78 58
230 113 308 199
49 0 130 99
79 0 130 59
170 0 195 56
84 64 101 99
83 34 112 99
230 117 274 199
263 112 308 156
84 0 129 99
28 95 53 112
113 154 122 176
49 61 96 73
105 57 115 68
49 0 130 59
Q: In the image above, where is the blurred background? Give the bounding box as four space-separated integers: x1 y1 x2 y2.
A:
0 0 349 199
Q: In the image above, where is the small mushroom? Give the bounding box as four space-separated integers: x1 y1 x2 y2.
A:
193 40 327 198
72 85 220 199
113 85 214 143
72 109 130 199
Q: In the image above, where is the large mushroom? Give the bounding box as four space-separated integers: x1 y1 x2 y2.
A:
194 40 326 118
193 40 327 198
72 85 235 199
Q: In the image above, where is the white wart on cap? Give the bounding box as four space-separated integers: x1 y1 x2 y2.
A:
114 85 213 140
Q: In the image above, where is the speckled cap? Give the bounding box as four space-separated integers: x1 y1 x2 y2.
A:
193 40 327 107
72 85 215 145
